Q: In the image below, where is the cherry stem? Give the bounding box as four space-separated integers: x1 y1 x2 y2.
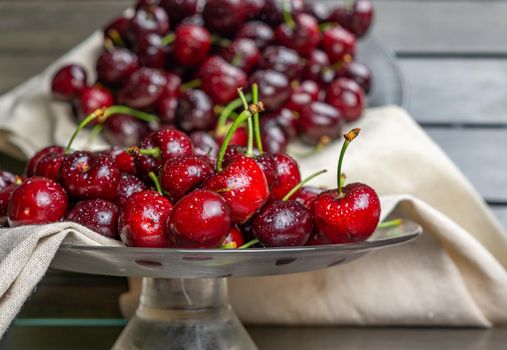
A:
216 94 252 131
318 22 337 32
252 83 263 154
282 0 296 30
148 171 164 196
231 52 242 67
180 79 202 91
378 218 403 229
107 29 126 47
161 33 176 46
337 128 361 195
221 241 238 249
211 34 231 47
127 146 161 158
238 89 254 157
65 105 158 154
295 136 332 158
239 238 259 249
88 124 104 143
282 169 327 201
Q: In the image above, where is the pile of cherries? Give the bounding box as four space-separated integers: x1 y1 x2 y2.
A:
51 0 373 154
1 87 381 249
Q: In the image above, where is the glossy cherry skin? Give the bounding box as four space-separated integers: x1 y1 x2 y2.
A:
0 171 17 190
129 5 170 41
328 7 353 32
306 230 331 246
342 61 372 94
260 116 288 154
299 102 344 145
215 124 249 148
312 183 381 243
270 153 301 200
101 147 137 175
203 154 269 224
244 0 265 19
237 21 274 50
33 149 65 181
154 128 194 160
222 225 245 248
303 1 329 23
176 89 215 132
303 49 333 84
133 134 164 180
325 78 365 122
253 200 312 247
104 114 149 147
249 70 291 111
159 155 213 201
0 184 17 226
221 38 260 73
255 153 277 188
96 48 139 86
260 46 304 80
60 151 120 201
66 199 119 239
173 23 211 67
198 56 248 105
135 32 168 69
275 13 320 57
351 0 374 38
260 0 304 26
26 145 65 177
51 64 88 102
118 190 173 247
286 80 320 115
265 108 298 140
8 177 68 227
115 173 147 207
118 67 168 110
78 85 113 119
160 0 198 24
170 189 231 248
158 96 178 125
104 15 132 48
202 0 246 34
322 26 356 64
294 185 324 210
190 131 219 166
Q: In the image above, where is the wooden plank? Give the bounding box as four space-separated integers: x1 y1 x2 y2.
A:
426 128 507 202
0 54 56 94
400 58 507 124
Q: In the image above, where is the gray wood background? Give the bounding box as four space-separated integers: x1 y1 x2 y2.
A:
0 0 505 349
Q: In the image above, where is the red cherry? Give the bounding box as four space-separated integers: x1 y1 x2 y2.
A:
249 70 291 111
60 151 120 200
158 95 179 125
115 173 148 207
190 131 219 166
172 23 211 67
260 0 304 26
8 177 68 227
0 171 17 190
202 0 246 34
169 189 231 248
154 128 194 160
215 124 249 148
159 0 198 24
159 155 213 201
222 225 245 248
322 25 356 64
306 230 331 246
33 149 65 181
104 15 132 48
294 185 324 210
255 153 277 188
118 67 168 110
66 199 119 239
96 48 139 85
260 116 288 154
303 1 330 23
135 32 169 69
303 49 334 84
221 38 261 74
104 114 149 147
129 5 170 41
351 0 374 38
270 153 301 200
275 13 320 57
325 78 365 122
118 190 173 247
237 21 274 50
203 154 269 224
26 145 65 177
286 80 320 115
0 184 17 226
244 0 265 19
78 85 114 119
101 147 137 175
51 64 88 102
176 89 215 132
260 46 304 80
299 101 344 145
342 61 372 94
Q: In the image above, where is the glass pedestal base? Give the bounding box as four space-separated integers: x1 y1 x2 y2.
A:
112 278 257 350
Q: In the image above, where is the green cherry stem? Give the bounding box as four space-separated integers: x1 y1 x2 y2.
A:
88 124 104 143
238 88 254 157
239 238 260 249
161 33 176 46
216 94 252 131
282 169 327 201
378 218 403 229
252 83 263 154
125 146 162 158
282 0 296 30
66 108 105 154
180 79 202 91
107 29 126 47
148 171 164 196
221 242 238 249
337 128 360 195
211 34 231 47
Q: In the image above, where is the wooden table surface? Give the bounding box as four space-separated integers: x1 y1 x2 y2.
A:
0 0 506 349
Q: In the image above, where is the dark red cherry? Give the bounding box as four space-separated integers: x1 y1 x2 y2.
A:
265 108 298 140
203 154 269 224
0 171 17 190
161 71 182 99
342 61 372 94
253 200 312 247
176 89 215 132
255 153 277 188
215 124 249 148
328 7 353 31
104 114 149 147
190 131 219 166
26 145 65 177
173 23 211 66
96 48 139 85
118 67 168 110
244 0 265 19
129 5 170 41
303 1 329 23
325 78 365 122
299 101 344 145
101 147 137 175
221 38 260 74
286 80 320 115
78 85 113 119
66 199 119 239
198 56 248 105
294 185 324 210
306 230 331 246
51 64 88 102
115 173 148 207
33 150 65 181
170 189 231 248
260 46 304 80
0 184 17 226
203 0 246 34
322 25 356 64
312 183 381 243
132 134 164 179
118 190 173 247
159 0 198 24
60 151 120 200
260 116 288 154
303 49 333 84
351 0 374 38
237 21 274 49
270 153 301 200
159 155 213 201
154 128 194 160
222 225 245 248
8 177 67 227
104 15 132 47
135 32 168 69
275 13 320 57
249 70 291 111
260 0 304 26
158 96 178 125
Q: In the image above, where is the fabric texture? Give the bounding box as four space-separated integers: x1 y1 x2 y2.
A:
0 31 505 332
